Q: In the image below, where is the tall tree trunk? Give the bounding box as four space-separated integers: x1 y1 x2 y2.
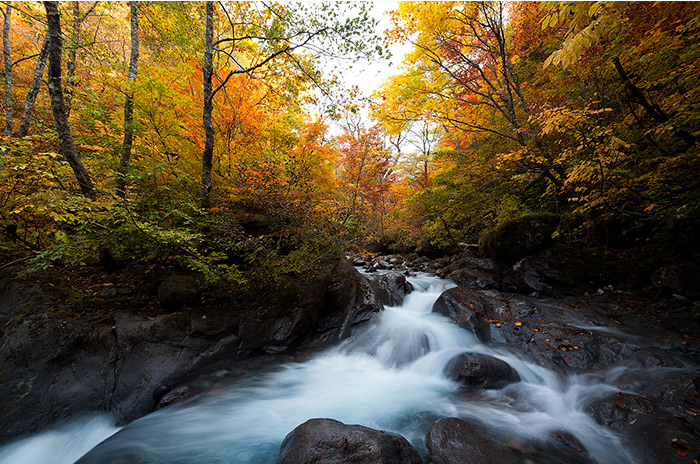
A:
3 4 12 136
44 1 95 200
200 2 214 209
18 35 49 138
116 1 139 198
64 1 80 119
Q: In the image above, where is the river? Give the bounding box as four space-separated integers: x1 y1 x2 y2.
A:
0 273 644 463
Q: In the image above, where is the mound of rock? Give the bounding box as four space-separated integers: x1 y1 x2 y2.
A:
276 418 422 464
445 353 520 389
426 417 520 464
369 272 414 306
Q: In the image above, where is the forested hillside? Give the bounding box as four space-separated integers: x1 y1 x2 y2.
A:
2 1 699 283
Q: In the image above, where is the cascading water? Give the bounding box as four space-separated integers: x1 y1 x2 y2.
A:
0 273 659 464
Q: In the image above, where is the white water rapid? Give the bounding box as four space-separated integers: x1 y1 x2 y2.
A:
0 273 645 464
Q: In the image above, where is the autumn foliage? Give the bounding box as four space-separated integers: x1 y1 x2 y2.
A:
1 1 700 278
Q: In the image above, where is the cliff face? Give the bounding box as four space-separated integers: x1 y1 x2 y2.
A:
0 258 383 443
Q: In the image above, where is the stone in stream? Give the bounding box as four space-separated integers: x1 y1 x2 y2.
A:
444 352 521 389
432 286 493 342
276 418 422 464
425 417 521 464
369 271 414 306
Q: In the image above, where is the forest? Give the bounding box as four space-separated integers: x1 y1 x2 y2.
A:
1 1 699 282
2 2 700 464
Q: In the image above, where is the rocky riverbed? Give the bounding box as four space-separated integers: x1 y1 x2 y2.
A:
1 241 699 463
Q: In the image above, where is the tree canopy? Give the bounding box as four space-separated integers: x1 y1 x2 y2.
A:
1 1 699 281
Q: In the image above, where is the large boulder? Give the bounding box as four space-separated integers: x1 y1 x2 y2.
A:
445 353 520 389
479 213 559 264
276 418 422 464
425 417 521 464
313 259 384 342
431 287 493 342
369 272 413 306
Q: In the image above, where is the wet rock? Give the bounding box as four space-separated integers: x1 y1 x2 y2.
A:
432 287 493 342
588 370 700 463
313 259 384 342
157 275 201 311
544 430 593 464
370 272 414 306
425 417 520 464
479 213 559 264
276 418 422 464
630 348 683 368
436 252 501 290
445 353 520 389
628 413 700 464
157 385 198 409
445 266 499 290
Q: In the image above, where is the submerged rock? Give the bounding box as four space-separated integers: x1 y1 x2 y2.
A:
425 417 520 464
276 418 422 464
445 352 520 389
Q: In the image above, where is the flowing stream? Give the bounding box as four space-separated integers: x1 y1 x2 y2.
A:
0 273 646 464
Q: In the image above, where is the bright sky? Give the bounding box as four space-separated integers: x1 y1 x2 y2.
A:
351 1 412 101
321 1 413 133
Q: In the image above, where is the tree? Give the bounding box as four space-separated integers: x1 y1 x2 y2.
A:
43 1 95 200
17 35 48 138
387 1 564 190
2 3 12 136
116 1 139 197
199 1 383 208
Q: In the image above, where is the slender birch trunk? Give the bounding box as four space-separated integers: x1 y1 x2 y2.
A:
116 1 139 197
18 36 49 138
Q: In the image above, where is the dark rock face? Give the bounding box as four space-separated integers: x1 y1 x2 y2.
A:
314 259 384 342
432 287 492 342
652 263 700 300
369 272 414 306
157 275 201 311
445 353 520 389
276 418 422 464
501 243 629 296
587 371 700 463
0 259 383 442
478 213 559 264
432 287 652 373
425 417 521 464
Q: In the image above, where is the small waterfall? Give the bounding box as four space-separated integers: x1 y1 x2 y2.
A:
0 272 664 464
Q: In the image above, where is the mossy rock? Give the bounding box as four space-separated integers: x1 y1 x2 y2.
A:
479 213 559 263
